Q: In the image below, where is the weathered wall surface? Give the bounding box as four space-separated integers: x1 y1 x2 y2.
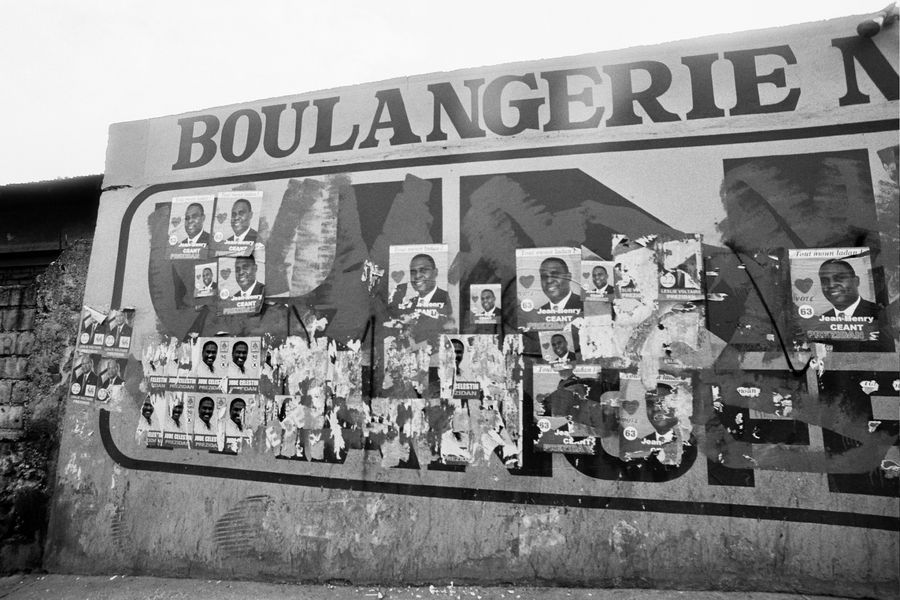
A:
0 241 91 571
44 13 898 598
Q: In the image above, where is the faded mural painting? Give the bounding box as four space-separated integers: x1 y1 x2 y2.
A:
49 13 898 591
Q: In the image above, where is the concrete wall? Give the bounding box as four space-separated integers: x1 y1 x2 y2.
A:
41 15 899 598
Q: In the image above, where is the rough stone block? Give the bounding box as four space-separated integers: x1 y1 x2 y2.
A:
6 287 22 307
10 381 27 405
0 333 15 355
15 332 34 355
16 308 35 331
0 405 24 430
12 358 28 379
0 380 11 403
1 310 16 331
0 289 9 307
22 286 36 307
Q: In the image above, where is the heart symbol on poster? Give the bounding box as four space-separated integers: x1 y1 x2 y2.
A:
794 278 814 293
391 270 404 283
220 268 231 280
621 399 640 415
519 275 534 288
171 217 182 228
541 342 549 350
471 296 478 303
216 212 228 224
582 272 590 279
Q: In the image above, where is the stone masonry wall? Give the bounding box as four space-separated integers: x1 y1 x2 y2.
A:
0 240 91 571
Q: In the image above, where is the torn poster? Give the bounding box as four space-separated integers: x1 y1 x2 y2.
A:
217 255 265 315
210 190 264 257
533 364 603 454
618 373 693 465
656 234 703 301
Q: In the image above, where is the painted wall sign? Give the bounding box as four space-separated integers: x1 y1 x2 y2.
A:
50 12 899 593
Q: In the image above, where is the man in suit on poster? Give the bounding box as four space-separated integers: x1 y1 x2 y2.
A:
817 258 893 351
227 198 258 243
180 202 210 245
539 257 582 311
234 256 265 297
591 265 615 297
478 288 499 318
388 253 451 317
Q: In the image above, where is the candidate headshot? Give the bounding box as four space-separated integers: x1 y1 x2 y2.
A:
817 259 879 318
230 398 246 431
450 338 465 375
228 198 258 243
591 265 614 296
409 254 446 301
234 256 265 298
479 289 498 316
231 341 248 375
550 334 575 362
645 384 679 440
539 257 582 311
181 202 209 244
200 341 219 375
141 398 155 425
200 267 216 291
170 399 184 429
197 396 215 430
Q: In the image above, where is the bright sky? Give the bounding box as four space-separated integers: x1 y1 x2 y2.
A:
0 0 876 185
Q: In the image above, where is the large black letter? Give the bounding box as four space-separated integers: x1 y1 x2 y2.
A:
541 67 605 131
682 53 726 120
426 79 486 142
831 36 899 106
309 97 360 154
261 101 310 159
220 109 262 163
603 61 680 126
724 46 800 115
172 115 219 170
358 89 422 149
483 74 544 136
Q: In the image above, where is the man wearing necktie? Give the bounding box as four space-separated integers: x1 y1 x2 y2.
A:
234 256 265 298
818 259 882 320
539 257 583 311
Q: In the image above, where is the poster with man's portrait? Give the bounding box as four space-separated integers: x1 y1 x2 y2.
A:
190 393 224 450
217 255 265 315
618 373 693 465
136 393 165 448
96 357 127 402
224 336 262 393
161 390 190 448
210 191 264 257
438 334 482 400
788 247 891 349
581 260 616 302
194 337 228 392
538 330 577 369
76 305 107 353
168 195 215 260
386 244 451 327
533 364 602 454
516 247 582 331
69 351 101 402
469 283 501 325
99 308 134 358
656 235 703 301
194 262 218 298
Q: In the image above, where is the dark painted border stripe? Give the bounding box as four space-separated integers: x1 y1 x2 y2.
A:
100 411 899 531
110 118 899 306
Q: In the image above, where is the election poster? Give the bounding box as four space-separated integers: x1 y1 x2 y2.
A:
167 195 215 260
194 337 229 392
533 364 602 454
516 247 582 331
99 308 134 358
469 283 501 326
788 248 887 348
225 336 262 394
657 235 703 301
618 373 693 465
194 262 218 298
538 330 577 369
210 190 264 257
95 357 126 403
217 255 265 315
190 393 223 450
386 244 451 328
69 351 101 403
161 391 190 448
75 305 107 353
